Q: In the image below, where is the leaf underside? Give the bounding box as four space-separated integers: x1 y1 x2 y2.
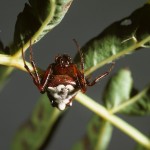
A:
12 0 73 54
74 3 150 70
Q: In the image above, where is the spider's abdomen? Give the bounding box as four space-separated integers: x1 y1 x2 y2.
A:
46 75 79 110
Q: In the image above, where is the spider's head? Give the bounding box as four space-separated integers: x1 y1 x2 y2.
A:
55 54 72 67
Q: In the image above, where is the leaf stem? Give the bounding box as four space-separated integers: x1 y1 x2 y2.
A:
109 85 150 114
75 92 150 149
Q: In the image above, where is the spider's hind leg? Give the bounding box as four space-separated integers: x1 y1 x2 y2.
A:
86 62 115 86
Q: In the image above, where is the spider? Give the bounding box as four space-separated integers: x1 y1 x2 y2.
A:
22 40 114 110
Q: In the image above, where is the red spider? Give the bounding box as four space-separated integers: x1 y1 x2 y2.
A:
22 40 114 110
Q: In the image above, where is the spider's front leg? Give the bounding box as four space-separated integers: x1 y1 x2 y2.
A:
86 62 115 86
73 39 84 73
22 44 52 93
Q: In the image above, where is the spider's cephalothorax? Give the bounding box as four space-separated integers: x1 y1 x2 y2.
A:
22 40 114 110
55 54 72 67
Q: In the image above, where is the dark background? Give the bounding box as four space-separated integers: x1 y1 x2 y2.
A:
0 0 150 150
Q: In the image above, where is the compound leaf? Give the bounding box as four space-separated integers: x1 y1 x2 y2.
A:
72 3 150 149
72 71 131 150
103 69 150 116
121 87 150 116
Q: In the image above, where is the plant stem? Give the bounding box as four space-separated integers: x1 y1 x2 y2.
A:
0 54 43 73
0 54 31 72
75 92 150 149
109 85 150 114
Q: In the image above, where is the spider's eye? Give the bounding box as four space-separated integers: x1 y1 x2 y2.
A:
55 56 61 63
58 57 63 64
63 55 72 64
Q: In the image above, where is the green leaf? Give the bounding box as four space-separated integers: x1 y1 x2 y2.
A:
11 0 73 54
103 69 133 110
74 3 150 72
11 94 62 150
72 115 113 150
121 87 150 116
103 69 150 116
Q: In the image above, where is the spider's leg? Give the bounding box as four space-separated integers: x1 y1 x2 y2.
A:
39 65 52 93
73 39 84 73
73 39 88 92
28 42 53 93
86 62 115 86
22 46 45 92
29 40 41 85
22 46 36 80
